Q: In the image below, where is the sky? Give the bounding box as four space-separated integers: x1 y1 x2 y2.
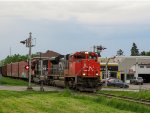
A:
0 0 150 59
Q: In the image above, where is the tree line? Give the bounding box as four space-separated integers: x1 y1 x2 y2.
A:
0 54 37 66
117 42 150 56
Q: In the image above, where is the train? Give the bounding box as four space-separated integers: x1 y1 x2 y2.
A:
1 51 102 92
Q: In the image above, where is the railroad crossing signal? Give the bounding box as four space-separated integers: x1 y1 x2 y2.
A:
25 65 29 70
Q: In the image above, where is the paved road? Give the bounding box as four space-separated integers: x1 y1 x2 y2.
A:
0 83 150 92
0 85 64 92
129 83 150 90
101 83 150 92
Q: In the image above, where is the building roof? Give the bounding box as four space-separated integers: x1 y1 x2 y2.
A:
40 50 61 58
98 57 116 63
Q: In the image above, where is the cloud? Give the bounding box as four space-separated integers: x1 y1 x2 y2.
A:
0 1 150 25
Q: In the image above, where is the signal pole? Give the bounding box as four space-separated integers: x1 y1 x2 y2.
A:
93 45 106 57
20 32 35 90
28 32 32 90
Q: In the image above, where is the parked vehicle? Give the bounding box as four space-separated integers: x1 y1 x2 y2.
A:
101 77 114 85
130 77 143 85
107 78 129 88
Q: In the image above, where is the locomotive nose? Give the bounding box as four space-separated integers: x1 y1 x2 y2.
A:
82 60 100 77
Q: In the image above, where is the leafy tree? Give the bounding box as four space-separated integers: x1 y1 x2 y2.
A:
2 54 28 65
140 51 150 56
0 53 39 66
131 43 139 56
117 49 124 56
140 51 146 56
147 52 150 56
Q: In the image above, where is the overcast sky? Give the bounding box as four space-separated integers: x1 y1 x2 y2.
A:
0 0 150 59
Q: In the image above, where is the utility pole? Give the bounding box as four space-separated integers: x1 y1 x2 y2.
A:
20 32 35 90
105 56 116 86
105 57 110 86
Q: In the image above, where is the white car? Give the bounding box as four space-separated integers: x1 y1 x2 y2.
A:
130 77 143 85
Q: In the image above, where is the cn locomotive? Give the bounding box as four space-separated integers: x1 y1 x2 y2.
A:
33 51 102 91
1 51 102 92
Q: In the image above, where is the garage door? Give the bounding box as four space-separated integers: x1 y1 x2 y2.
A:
139 74 150 83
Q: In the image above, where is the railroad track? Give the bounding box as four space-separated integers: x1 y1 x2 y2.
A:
96 93 150 106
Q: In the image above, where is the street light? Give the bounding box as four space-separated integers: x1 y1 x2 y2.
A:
20 32 35 90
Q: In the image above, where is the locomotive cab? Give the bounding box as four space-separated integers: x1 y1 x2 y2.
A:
68 51 100 77
66 51 102 91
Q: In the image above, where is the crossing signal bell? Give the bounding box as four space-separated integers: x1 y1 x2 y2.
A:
25 65 29 70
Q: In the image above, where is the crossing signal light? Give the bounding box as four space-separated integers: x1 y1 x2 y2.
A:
25 65 29 70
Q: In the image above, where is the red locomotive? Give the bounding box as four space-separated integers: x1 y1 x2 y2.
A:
32 51 102 91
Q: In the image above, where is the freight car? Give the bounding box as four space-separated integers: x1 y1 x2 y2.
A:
32 51 102 91
1 61 29 79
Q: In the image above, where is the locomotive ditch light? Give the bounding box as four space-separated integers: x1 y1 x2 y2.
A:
83 73 86 76
96 73 99 76
25 65 29 70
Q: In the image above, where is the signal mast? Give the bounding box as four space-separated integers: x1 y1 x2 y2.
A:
93 45 106 57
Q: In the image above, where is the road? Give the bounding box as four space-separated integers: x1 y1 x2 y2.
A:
101 83 150 92
0 85 64 92
0 84 150 92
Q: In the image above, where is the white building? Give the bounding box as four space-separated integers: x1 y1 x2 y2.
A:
114 56 150 83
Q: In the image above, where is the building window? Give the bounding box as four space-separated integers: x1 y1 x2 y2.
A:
140 66 144 68
127 74 134 80
146 65 150 68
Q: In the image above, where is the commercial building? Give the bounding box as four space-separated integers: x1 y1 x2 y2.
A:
114 56 150 83
99 56 150 83
98 58 118 80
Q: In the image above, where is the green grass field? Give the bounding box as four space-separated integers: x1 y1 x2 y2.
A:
0 77 150 113
0 90 150 113
0 76 29 86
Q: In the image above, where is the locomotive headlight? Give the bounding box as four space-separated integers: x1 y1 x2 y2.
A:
85 52 89 54
96 73 99 76
83 73 86 76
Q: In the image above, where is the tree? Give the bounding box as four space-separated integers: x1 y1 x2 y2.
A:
131 43 139 56
117 49 124 56
2 54 28 65
140 51 146 56
140 51 150 56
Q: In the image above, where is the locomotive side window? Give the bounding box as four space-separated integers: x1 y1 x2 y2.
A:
74 54 86 59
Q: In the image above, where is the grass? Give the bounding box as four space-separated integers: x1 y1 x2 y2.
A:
0 76 30 86
99 90 150 100
0 90 150 113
